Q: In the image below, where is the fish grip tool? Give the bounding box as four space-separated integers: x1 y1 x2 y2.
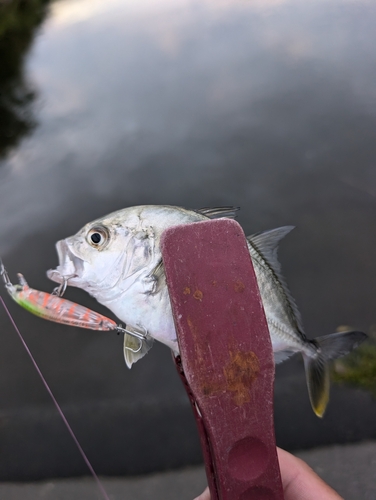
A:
161 218 284 500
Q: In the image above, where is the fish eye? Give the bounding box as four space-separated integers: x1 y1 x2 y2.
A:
87 226 110 249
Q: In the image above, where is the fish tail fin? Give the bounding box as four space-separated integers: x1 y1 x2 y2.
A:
303 330 367 418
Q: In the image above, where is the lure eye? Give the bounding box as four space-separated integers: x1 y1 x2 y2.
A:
87 226 110 249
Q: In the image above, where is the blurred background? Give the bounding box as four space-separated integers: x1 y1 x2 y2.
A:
0 0 375 495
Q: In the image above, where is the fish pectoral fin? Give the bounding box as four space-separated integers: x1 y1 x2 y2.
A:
146 259 165 294
123 334 154 369
150 259 165 282
195 206 240 219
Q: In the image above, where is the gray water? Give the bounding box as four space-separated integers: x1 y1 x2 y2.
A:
0 0 375 480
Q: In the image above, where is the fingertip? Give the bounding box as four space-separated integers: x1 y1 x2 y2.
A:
193 486 210 500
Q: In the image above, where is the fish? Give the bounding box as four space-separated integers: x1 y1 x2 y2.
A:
47 205 367 417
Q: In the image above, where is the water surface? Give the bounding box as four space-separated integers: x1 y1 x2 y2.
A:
0 0 376 479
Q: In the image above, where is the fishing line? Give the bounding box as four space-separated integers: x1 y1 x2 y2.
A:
0 295 110 500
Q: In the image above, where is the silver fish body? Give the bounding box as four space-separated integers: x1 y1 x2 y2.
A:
47 205 366 416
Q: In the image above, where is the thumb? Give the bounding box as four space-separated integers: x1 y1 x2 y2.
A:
194 486 210 500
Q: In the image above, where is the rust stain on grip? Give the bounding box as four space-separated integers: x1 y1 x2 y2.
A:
182 287 203 300
224 351 260 405
187 316 205 367
234 280 245 293
185 315 259 406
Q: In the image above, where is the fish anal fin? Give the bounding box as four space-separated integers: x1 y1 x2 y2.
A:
274 350 295 364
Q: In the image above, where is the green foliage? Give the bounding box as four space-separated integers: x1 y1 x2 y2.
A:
0 0 50 159
0 0 48 37
332 339 376 396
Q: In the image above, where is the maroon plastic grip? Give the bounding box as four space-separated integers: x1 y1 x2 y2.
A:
161 219 284 500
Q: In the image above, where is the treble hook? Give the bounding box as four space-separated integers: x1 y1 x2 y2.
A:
124 338 143 354
0 257 19 294
52 275 74 297
0 257 10 287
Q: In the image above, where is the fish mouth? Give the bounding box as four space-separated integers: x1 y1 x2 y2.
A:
47 240 84 287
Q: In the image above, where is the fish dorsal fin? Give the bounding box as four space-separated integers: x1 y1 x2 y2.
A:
124 334 154 368
247 226 304 334
195 206 240 220
247 226 294 276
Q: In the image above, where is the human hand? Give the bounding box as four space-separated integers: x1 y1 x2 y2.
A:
193 447 343 500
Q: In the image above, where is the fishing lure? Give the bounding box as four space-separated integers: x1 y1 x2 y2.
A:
0 258 146 353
